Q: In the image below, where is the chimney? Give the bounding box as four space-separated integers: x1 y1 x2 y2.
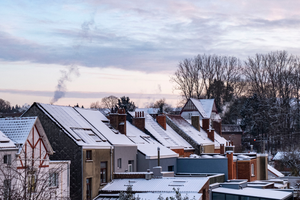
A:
220 144 225 154
202 118 210 132
207 129 214 143
226 151 234 180
156 115 166 130
191 115 200 131
118 108 126 135
132 111 145 132
213 121 222 136
109 110 119 130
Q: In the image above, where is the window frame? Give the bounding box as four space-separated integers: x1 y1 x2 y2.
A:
100 162 107 184
251 163 255 177
3 154 11 165
49 172 59 188
86 150 92 161
86 178 92 200
117 158 122 169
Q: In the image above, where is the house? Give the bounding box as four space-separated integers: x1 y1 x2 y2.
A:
126 117 179 172
98 174 210 200
167 114 215 154
0 117 70 199
180 98 227 153
221 124 243 152
23 103 114 200
129 109 194 157
74 107 138 173
211 179 293 200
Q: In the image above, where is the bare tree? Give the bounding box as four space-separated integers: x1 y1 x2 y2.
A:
90 101 101 109
101 96 118 109
171 54 244 103
0 150 70 200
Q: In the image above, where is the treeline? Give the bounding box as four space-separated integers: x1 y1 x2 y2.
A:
172 51 300 153
0 99 24 113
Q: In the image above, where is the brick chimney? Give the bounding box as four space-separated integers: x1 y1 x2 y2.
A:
220 143 225 154
202 118 214 142
227 151 234 180
213 120 222 136
156 115 166 130
191 115 200 131
132 111 145 132
202 118 210 132
207 129 214 143
109 108 127 135
118 108 126 135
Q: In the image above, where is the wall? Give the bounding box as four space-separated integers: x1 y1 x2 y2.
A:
137 151 177 172
204 145 215 153
23 104 83 200
222 133 242 153
236 159 257 182
199 179 210 200
83 148 112 200
114 145 137 172
177 158 228 180
49 160 71 199
256 154 268 180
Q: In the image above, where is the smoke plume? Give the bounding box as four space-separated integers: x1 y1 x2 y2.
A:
51 12 96 104
50 65 79 104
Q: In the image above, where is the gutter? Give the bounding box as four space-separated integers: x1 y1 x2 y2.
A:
110 146 113 181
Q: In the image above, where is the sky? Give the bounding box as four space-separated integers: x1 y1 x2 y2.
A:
1 0 300 108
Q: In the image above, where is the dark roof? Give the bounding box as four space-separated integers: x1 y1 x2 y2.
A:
221 124 242 133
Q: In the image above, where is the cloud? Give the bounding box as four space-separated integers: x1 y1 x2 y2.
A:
2 0 300 74
0 89 180 100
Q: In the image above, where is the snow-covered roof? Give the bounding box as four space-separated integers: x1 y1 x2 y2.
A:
268 164 284 178
126 122 178 158
126 121 159 145
130 110 188 149
136 192 202 200
37 103 111 148
0 130 17 149
214 131 227 148
74 108 135 146
137 144 178 159
190 98 209 118
273 152 285 161
0 117 37 144
199 99 215 118
167 115 214 146
101 177 209 193
212 187 292 199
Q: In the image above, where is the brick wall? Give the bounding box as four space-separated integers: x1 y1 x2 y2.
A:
237 159 257 182
198 179 210 200
156 115 166 130
132 117 145 132
171 148 184 157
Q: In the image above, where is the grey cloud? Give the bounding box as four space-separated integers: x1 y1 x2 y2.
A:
0 89 180 100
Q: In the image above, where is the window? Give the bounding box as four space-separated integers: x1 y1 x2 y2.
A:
3 179 11 200
168 165 174 172
86 178 92 200
3 155 11 165
251 163 255 176
86 150 92 160
28 174 36 193
100 162 107 183
49 172 59 187
128 160 134 172
117 158 122 169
